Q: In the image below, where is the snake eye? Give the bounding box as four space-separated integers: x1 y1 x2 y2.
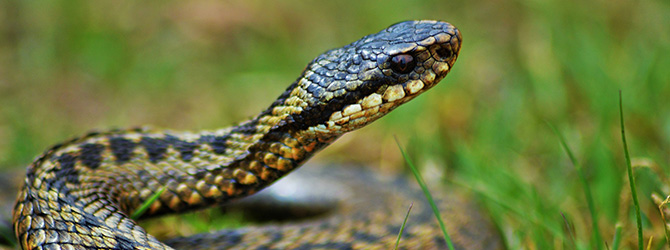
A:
390 54 416 74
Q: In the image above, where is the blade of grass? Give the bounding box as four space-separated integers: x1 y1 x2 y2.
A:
548 122 603 249
395 137 455 250
131 186 167 220
451 178 567 241
562 212 577 250
394 202 414 250
652 194 670 247
611 223 623 250
619 90 643 250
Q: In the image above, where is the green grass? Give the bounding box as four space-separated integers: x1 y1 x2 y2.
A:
1 0 669 249
656 195 670 247
619 91 644 250
394 202 413 250
130 186 167 220
397 138 455 250
612 223 623 250
549 122 603 249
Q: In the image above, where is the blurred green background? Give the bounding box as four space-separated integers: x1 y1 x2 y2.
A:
1 0 669 249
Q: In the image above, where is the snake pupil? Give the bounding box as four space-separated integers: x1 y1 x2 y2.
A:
390 54 416 74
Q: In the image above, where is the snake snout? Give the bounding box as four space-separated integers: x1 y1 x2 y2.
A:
425 23 462 84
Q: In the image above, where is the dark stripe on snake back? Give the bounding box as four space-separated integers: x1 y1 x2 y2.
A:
11 20 502 249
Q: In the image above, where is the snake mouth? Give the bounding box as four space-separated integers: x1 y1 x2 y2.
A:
321 79 428 135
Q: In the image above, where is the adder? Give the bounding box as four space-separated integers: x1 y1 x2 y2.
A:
12 20 502 249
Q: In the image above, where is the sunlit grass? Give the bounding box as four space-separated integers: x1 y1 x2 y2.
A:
654 194 670 247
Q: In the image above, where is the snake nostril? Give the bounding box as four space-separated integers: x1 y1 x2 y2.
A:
435 47 453 60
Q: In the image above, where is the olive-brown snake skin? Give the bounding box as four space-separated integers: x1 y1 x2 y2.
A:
12 20 502 249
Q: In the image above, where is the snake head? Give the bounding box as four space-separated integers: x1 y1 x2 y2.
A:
269 20 461 140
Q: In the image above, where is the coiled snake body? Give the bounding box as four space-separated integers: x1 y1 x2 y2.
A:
13 20 501 249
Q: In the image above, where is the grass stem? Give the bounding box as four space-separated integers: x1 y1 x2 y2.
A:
394 202 414 250
395 137 455 250
619 90 643 250
611 223 622 250
131 186 167 220
548 122 603 249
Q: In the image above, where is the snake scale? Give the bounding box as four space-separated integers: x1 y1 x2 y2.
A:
12 20 502 249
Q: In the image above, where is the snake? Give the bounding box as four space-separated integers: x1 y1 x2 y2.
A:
11 20 502 249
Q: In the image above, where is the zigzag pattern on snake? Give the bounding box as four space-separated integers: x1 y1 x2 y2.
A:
12 20 501 249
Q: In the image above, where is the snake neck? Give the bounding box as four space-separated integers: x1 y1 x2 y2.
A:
214 81 345 186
